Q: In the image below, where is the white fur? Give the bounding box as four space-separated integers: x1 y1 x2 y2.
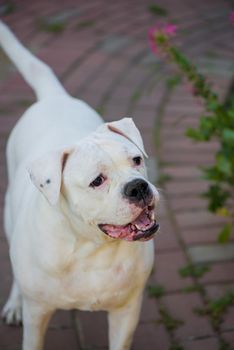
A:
0 21 158 350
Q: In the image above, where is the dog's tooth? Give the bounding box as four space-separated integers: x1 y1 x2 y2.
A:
135 224 141 230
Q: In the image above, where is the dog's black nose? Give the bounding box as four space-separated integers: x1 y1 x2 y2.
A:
123 179 152 205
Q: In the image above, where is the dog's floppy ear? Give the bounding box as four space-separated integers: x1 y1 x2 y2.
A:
27 149 71 205
100 118 148 158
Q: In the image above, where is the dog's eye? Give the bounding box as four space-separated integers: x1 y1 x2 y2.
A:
90 174 105 188
133 156 142 166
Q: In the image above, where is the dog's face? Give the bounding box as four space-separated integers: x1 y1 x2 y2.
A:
29 118 159 242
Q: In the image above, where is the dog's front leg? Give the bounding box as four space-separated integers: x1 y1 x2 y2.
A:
108 292 143 350
22 298 54 350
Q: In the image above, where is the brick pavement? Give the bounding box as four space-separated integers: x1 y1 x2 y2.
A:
0 0 234 349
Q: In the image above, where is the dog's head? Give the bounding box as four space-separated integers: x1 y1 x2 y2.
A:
28 118 160 242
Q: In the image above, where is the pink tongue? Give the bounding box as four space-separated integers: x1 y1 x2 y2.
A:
101 210 152 241
132 210 151 230
104 224 131 239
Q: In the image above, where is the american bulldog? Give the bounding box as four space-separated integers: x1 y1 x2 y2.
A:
0 21 159 350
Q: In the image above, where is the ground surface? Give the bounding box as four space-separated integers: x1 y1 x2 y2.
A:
0 0 234 349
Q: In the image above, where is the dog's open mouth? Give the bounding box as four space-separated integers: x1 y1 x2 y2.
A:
98 206 159 242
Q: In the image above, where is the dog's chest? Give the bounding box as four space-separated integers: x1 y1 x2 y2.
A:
16 235 154 311
57 244 150 310
61 266 131 310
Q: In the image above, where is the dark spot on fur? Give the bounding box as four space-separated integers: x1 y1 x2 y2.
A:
46 179 51 184
62 152 70 172
40 184 44 188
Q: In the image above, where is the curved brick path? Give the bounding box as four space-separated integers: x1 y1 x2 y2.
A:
0 0 234 349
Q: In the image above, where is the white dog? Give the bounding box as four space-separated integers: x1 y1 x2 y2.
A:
0 21 159 350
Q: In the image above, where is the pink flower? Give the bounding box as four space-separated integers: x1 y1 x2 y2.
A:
230 11 234 24
148 23 177 55
164 24 177 36
148 25 160 53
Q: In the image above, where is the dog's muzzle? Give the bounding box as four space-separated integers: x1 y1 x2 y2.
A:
99 179 159 242
98 179 159 242
98 205 159 242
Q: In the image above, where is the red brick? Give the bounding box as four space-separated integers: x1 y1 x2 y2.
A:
121 67 147 86
164 104 204 116
201 262 234 284
180 225 227 245
0 256 12 309
0 116 18 134
205 284 234 332
169 196 208 212
140 131 156 156
162 139 218 153
163 115 200 129
49 310 73 330
221 331 234 347
162 293 214 340
77 89 103 109
0 238 9 261
45 329 79 350
133 323 170 350
157 200 168 219
76 310 108 349
222 307 234 332
162 151 215 165
111 85 136 101
205 284 234 300
161 128 188 139
130 108 156 129
37 49 80 76
137 87 166 108
153 251 193 291
176 210 225 230
86 75 113 94
0 325 22 349
155 218 180 252
166 180 208 197
102 101 129 121
63 66 95 93
162 165 202 180
140 293 159 323
184 337 219 350
1 74 31 95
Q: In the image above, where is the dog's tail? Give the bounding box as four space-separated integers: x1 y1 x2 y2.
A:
0 21 67 100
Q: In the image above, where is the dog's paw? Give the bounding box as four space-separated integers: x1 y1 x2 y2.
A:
1 299 22 326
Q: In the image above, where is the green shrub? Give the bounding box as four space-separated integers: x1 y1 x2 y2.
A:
149 23 234 242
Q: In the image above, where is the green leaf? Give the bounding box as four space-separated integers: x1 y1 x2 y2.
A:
218 223 232 244
222 129 234 145
38 18 66 33
0 2 15 15
170 345 184 350
199 116 216 139
206 99 219 112
166 75 182 89
182 284 203 293
186 128 204 141
147 285 165 298
76 20 96 30
203 185 230 212
158 306 184 331
226 107 234 120
148 4 168 16
179 264 210 278
202 166 222 181
216 154 232 177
